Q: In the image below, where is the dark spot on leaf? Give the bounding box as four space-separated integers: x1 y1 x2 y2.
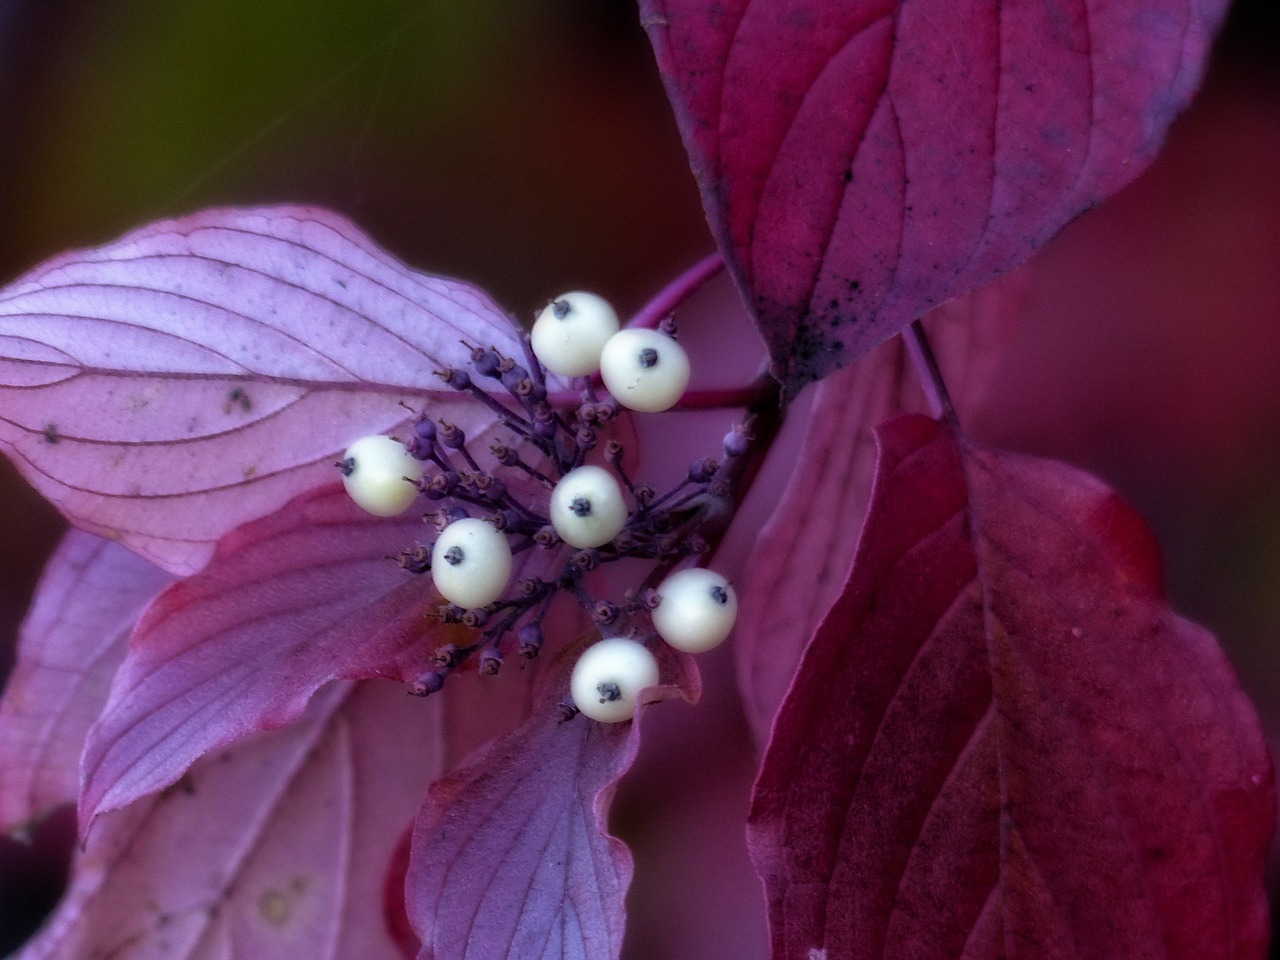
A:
224 388 252 415
42 424 58 444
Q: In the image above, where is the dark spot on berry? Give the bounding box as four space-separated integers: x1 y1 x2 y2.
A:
444 545 464 566
638 347 659 368
570 496 592 517
710 585 729 604
337 457 355 477
551 298 571 319
597 681 621 703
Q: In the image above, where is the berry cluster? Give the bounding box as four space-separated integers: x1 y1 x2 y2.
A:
338 292 744 723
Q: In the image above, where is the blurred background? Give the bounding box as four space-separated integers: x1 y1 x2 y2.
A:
0 0 1276 956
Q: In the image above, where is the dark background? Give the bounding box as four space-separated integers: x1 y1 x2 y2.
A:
0 0 1277 956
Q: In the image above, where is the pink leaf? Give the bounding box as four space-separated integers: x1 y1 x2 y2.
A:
77 484 450 832
407 641 698 960
17 681 442 960
748 415 1274 959
641 0 1230 393
0 530 171 831
0 206 519 575
733 276 1023 745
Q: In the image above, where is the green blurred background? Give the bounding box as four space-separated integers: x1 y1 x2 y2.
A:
0 0 1277 956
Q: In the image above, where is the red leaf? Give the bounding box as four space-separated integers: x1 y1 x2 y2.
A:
16 682 441 960
0 531 171 832
747 415 1274 959
641 0 1230 394
407 641 698 960
0 206 520 575
733 278 1022 745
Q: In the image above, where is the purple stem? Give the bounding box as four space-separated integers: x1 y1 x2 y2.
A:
904 320 959 428
627 252 725 331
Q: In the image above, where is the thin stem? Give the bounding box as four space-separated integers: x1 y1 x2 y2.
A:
904 320 959 429
628 252 725 331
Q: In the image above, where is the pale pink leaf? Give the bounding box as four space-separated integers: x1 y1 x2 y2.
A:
407 642 698 960
0 530 171 832
18 681 441 960
77 484 445 832
0 206 519 575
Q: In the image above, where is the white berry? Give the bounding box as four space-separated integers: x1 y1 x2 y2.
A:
549 465 628 548
652 568 738 653
341 435 424 517
599 328 690 412
431 518 512 609
570 637 660 723
530 291 620 378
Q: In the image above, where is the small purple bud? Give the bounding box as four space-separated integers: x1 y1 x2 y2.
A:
604 439 624 464
688 535 709 555
490 442 520 467
437 603 464 623
593 601 619 625
533 407 557 440
571 550 598 571
479 648 503 676
436 367 471 390
445 505 470 524
409 671 446 697
484 478 508 502
424 471 458 501
415 418 438 442
501 364 529 393
723 425 750 458
634 484 656 506
533 525 560 547
576 425 597 448
462 608 489 628
432 643 462 668
396 546 432 574
688 457 719 483
405 435 434 461
470 347 501 378
516 378 546 401
658 315 679 338
439 421 466 449
518 623 544 658
557 701 580 723
641 588 661 609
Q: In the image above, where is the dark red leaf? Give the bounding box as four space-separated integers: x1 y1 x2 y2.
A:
407 640 698 960
641 0 1230 394
748 414 1273 959
732 278 1023 745
17 682 441 960
0 206 520 574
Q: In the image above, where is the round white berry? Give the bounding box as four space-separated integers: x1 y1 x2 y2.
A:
652 568 738 653
549 464 628 548
530 291 621 378
431 518 512 609
599 328 690 412
570 637 660 723
341 435 424 517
